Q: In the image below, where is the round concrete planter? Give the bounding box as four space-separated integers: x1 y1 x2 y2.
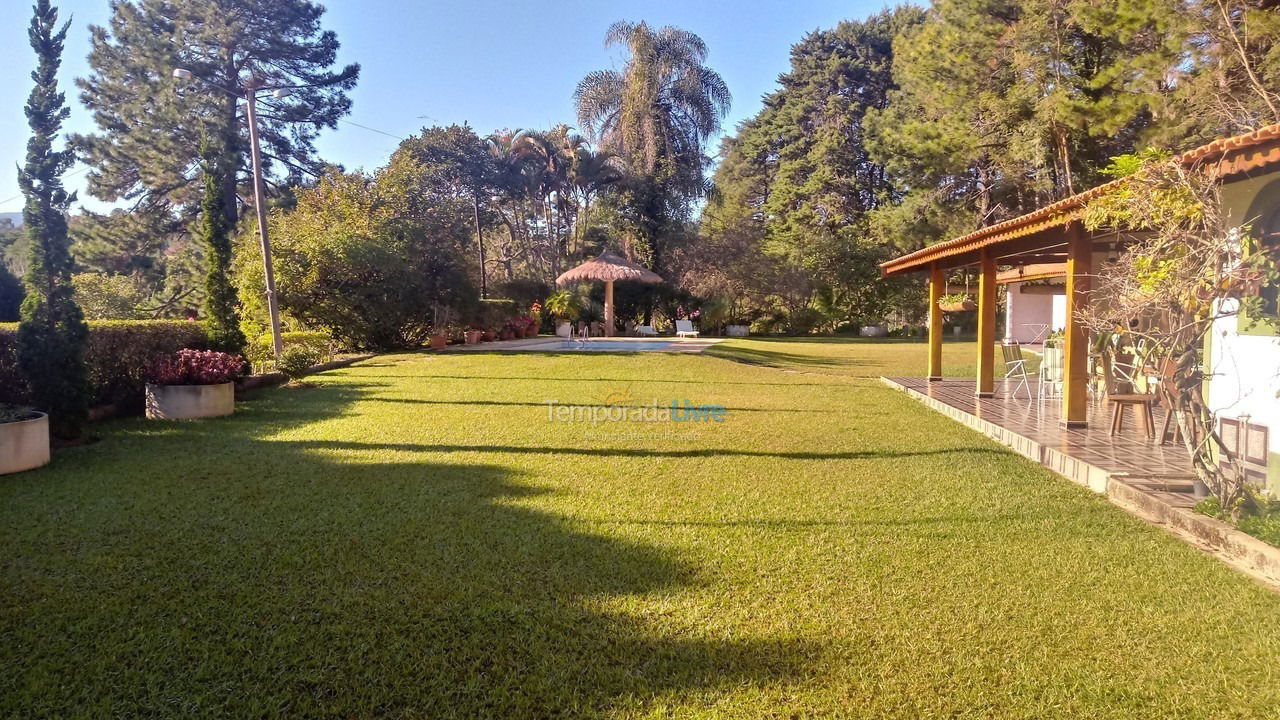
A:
859 325 888 338
0 412 51 475
145 382 235 420
556 322 572 338
726 324 750 337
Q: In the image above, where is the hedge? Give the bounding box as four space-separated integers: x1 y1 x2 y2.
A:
1 320 209 409
244 331 335 369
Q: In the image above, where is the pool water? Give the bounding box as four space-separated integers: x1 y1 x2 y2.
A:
554 340 677 352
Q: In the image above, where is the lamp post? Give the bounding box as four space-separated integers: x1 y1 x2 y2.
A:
173 67 289 363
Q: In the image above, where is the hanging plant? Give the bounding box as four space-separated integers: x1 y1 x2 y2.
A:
938 292 977 312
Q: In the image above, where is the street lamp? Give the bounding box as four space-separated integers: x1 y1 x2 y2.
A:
173 67 286 364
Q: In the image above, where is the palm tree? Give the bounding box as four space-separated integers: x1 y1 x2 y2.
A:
574 21 730 199
568 146 624 255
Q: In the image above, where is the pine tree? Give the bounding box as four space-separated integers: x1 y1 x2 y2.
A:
16 0 90 439
75 0 359 243
199 134 246 353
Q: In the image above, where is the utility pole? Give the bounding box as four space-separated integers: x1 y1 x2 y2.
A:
173 67 288 365
243 82 285 362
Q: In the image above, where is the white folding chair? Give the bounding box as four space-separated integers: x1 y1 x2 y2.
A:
1001 341 1030 399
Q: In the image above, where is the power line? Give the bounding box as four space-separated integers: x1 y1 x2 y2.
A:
0 166 92 212
337 118 404 141
0 117 407 212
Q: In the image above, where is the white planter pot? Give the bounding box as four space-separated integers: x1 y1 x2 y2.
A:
145 382 235 420
726 324 750 337
556 322 572 338
859 325 888 338
0 412 51 475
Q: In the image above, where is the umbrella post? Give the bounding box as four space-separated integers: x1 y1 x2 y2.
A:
604 280 614 337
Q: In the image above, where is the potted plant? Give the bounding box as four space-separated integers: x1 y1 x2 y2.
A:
145 349 244 420
0 404 50 475
465 326 484 345
482 328 496 342
938 292 977 312
429 304 454 349
544 291 580 338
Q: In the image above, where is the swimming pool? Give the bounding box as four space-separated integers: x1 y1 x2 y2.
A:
552 340 677 352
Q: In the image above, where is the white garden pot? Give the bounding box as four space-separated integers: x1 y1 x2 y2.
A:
0 412 51 475
726 324 750 337
145 382 235 420
859 325 888 338
556 322 572 338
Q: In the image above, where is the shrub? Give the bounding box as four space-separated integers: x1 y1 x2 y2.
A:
240 167 478 350
244 331 333 368
277 345 321 381
147 349 245 386
1 320 208 408
476 298 519 330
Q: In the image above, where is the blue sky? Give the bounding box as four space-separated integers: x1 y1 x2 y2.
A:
0 0 891 215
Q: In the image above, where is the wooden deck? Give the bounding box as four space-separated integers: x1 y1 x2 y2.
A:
884 377 1196 495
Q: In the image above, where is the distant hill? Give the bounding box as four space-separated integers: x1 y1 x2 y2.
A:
0 212 21 228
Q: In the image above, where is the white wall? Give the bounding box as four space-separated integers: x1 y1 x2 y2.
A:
1208 301 1280 454
1004 282 1060 343
1211 173 1280 495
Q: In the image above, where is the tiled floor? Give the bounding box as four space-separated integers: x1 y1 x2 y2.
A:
885 377 1197 492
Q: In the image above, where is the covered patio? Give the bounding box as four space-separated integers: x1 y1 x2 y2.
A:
883 376 1193 494
878 124 1280 493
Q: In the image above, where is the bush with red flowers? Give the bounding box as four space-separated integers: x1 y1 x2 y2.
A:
147 349 246 386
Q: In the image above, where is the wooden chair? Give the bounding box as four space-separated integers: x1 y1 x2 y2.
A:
1101 348 1155 438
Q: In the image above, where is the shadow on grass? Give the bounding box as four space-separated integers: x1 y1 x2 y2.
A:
288 438 1007 462
347 372 844 388
360 396 840 414
704 344 850 369
0 381 818 717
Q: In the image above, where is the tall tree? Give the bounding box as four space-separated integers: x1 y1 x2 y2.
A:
575 21 730 270
865 0 1175 249
198 136 246 353
75 0 359 228
700 9 925 330
16 0 90 438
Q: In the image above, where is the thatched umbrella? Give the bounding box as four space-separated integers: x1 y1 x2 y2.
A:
555 252 663 337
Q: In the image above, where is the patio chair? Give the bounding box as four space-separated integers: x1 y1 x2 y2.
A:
1101 348 1155 439
1038 344 1063 401
1001 341 1031 399
675 320 700 339
636 325 659 337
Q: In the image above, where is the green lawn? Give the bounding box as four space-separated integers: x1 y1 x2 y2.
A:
2 338 1277 718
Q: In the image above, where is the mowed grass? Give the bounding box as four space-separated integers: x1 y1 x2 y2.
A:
2 339 1278 718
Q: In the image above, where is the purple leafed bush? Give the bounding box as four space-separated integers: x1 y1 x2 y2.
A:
147 349 246 386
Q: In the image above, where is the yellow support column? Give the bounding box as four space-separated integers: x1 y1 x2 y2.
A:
976 248 996 397
928 263 944 381
1062 223 1091 427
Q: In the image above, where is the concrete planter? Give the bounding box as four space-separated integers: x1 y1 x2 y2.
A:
0 412 51 475
859 325 888 338
465 330 484 345
145 382 235 420
726 324 750 337
556 322 572 338
430 335 447 350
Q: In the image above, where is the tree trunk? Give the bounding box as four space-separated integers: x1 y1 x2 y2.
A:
472 191 486 298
